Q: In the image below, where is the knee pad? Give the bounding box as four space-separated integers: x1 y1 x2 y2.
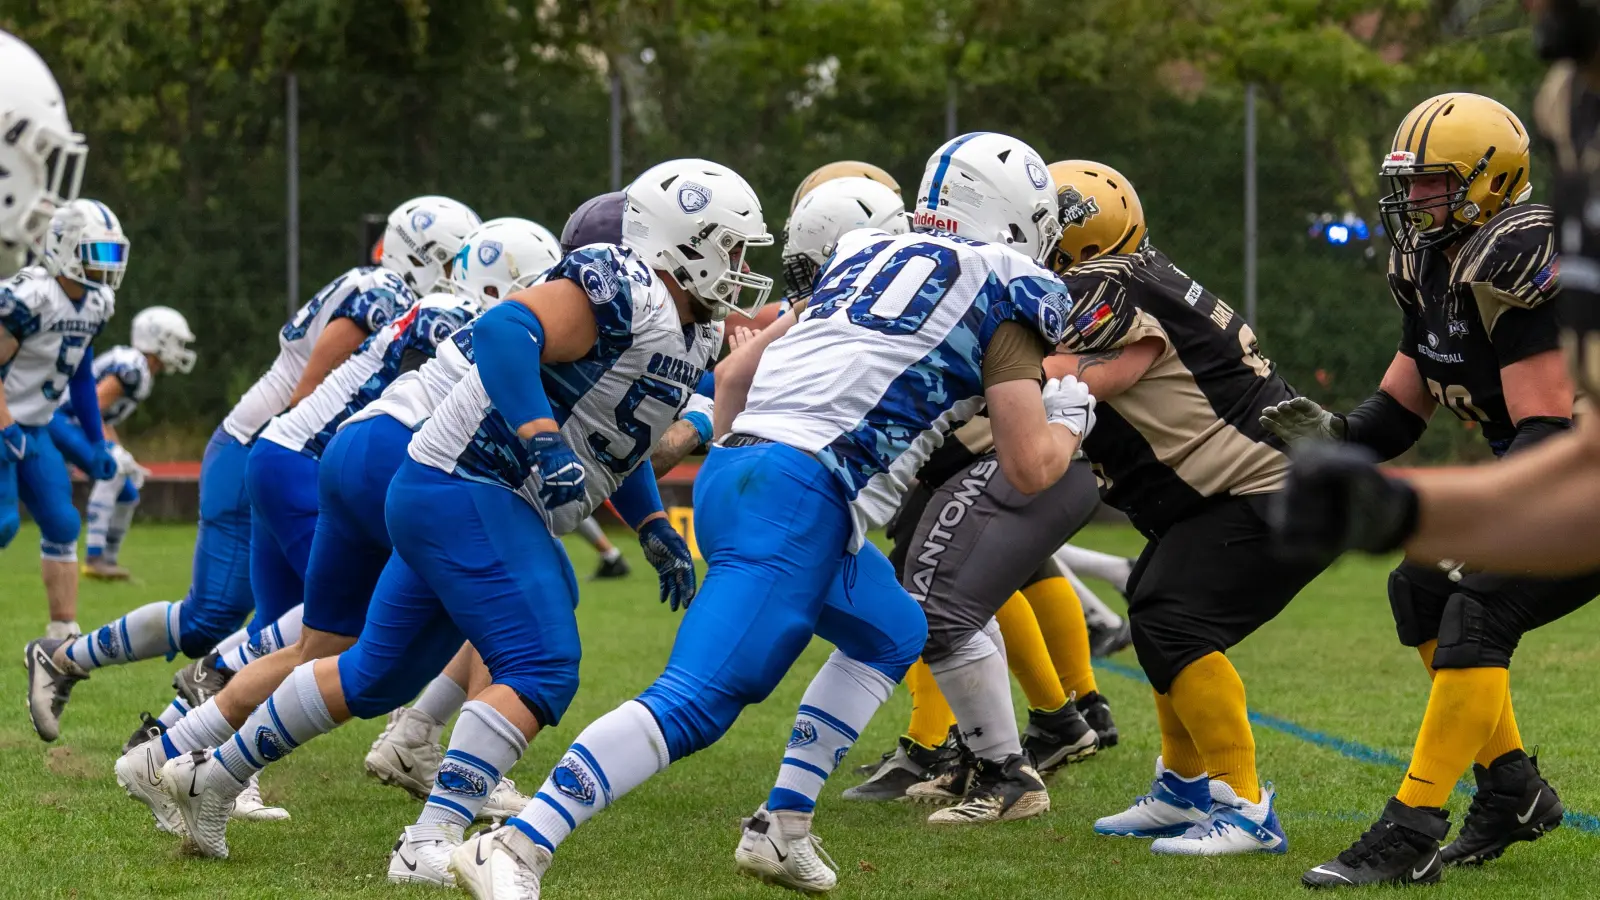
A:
1388 568 1440 648
40 539 77 563
339 650 429 720
925 628 1001 675
35 505 80 548
1431 593 1513 670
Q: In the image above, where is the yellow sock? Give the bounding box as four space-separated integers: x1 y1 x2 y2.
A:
1418 639 1437 678
1022 576 1098 700
1396 667 1509 809
1167 652 1260 803
1476 688 1524 767
996 592 1069 712
904 658 956 749
1152 690 1207 779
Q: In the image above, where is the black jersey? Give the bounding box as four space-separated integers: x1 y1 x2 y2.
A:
1074 246 1300 538
1387 204 1562 453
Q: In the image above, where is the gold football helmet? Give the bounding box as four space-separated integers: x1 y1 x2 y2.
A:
1046 160 1146 274
789 161 901 212
1379 92 1532 254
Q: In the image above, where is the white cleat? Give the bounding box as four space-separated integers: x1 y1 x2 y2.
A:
734 804 838 894
162 750 247 858
387 822 464 886
366 707 444 799
449 826 551 900
230 773 290 822
24 637 88 742
1150 782 1288 856
114 740 187 836
480 777 531 824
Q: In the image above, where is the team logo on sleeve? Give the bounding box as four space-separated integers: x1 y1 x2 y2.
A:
1025 157 1049 190
580 260 620 304
1037 290 1069 345
677 181 712 214
477 240 503 267
366 294 396 331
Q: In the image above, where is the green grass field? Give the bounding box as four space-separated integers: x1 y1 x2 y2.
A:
3 522 1599 899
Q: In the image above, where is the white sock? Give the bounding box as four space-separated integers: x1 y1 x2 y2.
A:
85 479 117 558
213 626 253 672
768 651 895 813
106 499 138 561
1053 544 1132 594
411 674 468 727
419 701 528 828
510 700 669 853
164 697 242 756
574 516 606 550
224 605 304 670
928 632 1021 761
63 601 179 671
157 696 191 729
213 661 336 782
1066 567 1123 630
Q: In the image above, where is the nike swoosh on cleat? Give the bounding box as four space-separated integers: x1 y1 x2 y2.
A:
398 853 418 872
1411 852 1439 881
1517 791 1542 824
765 836 788 862
475 842 490 866
188 771 203 798
393 749 413 774
1308 866 1353 884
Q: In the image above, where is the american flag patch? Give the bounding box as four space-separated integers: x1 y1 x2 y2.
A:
1074 302 1113 334
1533 257 1559 293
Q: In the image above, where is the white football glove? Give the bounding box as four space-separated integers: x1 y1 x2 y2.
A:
1042 376 1096 437
1259 396 1344 443
110 443 149 488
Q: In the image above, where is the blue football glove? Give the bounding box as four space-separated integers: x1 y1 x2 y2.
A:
0 423 27 462
86 441 119 481
527 431 587 510
639 517 697 612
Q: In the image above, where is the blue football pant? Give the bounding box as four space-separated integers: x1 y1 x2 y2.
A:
0 423 80 556
244 439 320 642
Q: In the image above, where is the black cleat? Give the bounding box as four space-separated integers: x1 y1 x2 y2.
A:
123 711 167 754
1076 691 1119 749
853 725 961 778
1302 797 1450 888
1021 700 1097 773
926 754 1050 824
172 651 234 709
591 554 631 580
843 738 931 801
1442 750 1563 866
1089 619 1133 658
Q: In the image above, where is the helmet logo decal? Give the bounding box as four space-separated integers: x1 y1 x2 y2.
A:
677 181 712 214
1058 187 1101 230
1025 157 1049 190
477 240 503 267
410 210 436 232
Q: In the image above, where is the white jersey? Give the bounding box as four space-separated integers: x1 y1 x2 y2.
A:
733 229 1072 548
63 345 151 427
347 322 474 432
0 267 116 426
222 266 413 443
409 244 720 535
262 297 473 460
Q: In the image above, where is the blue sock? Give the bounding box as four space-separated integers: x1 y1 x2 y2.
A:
768 652 895 814
214 661 336 782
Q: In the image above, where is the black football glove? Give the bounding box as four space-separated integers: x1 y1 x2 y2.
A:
1270 441 1419 562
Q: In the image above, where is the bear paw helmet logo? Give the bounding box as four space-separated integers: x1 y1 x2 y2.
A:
677 181 712 214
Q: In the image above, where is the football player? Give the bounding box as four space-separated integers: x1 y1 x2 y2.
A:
464 133 1089 899
46 306 196 581
7 199 122 661
1261 94 1598 888
1039 162 1318 856
152 161 723 870
21 196 476 746
1272 3 1600 577
0 30 87 277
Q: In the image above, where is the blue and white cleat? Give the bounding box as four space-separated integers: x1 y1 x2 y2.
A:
1093 756 1212 838
1150 781 1287 856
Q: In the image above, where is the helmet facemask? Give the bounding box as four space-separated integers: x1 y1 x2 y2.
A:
0 106 86 257
669 225 774 322
1378 148 1527 255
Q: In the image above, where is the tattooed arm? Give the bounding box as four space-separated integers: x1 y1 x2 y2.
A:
651 418 707 478
1043 335 1164 399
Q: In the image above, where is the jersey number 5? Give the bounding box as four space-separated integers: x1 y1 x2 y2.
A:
40 335 90 403
589 376 683 475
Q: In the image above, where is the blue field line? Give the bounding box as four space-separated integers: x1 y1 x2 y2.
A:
1095 658 1600 834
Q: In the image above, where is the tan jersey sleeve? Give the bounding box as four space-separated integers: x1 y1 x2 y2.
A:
982 320 1049 387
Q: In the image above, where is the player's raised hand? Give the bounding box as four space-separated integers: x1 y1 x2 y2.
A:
1259 396 1343 443
638 517 696 611
528 431 587 509
1270 441 1418 561
1042 375 1096 436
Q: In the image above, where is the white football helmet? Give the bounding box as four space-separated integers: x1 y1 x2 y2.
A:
46 199 129 290
381 195 481 295
622 159 774 321
0 30 87 274
131 306 196 374
913 132 1061 264
450 217 562 313
782 176 908 302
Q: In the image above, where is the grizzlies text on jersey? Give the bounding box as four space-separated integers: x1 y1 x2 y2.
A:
409 244 720 534
1 268 116 426
222 266 414 443
732 228 1071 548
